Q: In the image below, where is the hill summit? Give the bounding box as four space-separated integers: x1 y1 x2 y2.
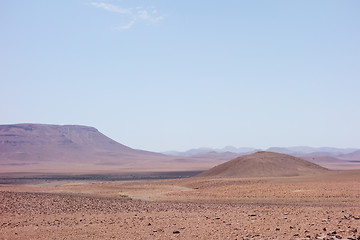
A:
198 151 329 178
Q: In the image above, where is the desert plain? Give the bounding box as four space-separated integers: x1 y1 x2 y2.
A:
1 169 360 240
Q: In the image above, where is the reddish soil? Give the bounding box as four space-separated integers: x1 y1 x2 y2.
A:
1 170 360 239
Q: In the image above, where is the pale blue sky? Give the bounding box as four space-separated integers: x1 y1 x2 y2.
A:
1 1 359 152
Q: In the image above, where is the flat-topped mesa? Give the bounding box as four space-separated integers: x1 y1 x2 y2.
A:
197 151 329 178
0 123 165 168
0 123 131 151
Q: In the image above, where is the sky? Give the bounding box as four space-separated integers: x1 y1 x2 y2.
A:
1 1 359 152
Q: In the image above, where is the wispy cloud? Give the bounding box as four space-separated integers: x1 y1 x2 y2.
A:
118 19 136 30
91 2 132 14
91 2 165 30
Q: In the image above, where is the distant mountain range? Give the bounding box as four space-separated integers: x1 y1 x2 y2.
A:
165 146 359 158
266 146 358 156
164 146 258 156
338 150 360 160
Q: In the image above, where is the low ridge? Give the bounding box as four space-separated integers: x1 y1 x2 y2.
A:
198 151 329 178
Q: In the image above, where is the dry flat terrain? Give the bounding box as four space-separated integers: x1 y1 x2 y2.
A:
1 170 360 240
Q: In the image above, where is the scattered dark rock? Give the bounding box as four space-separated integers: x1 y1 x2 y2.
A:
173 230 180 234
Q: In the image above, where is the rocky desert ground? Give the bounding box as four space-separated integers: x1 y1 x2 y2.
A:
1 169 360 240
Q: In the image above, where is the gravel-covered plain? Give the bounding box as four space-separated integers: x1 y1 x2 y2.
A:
1 171 360 240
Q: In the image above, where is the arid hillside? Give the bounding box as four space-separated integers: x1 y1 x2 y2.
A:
198 151 329 178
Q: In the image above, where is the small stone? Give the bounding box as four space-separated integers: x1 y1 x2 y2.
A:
276 228 280 231
173 230 180 234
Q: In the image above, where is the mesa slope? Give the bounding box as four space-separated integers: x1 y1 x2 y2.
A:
198 151 329 178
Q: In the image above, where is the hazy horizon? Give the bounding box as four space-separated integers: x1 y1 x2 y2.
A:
1 1 359 152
